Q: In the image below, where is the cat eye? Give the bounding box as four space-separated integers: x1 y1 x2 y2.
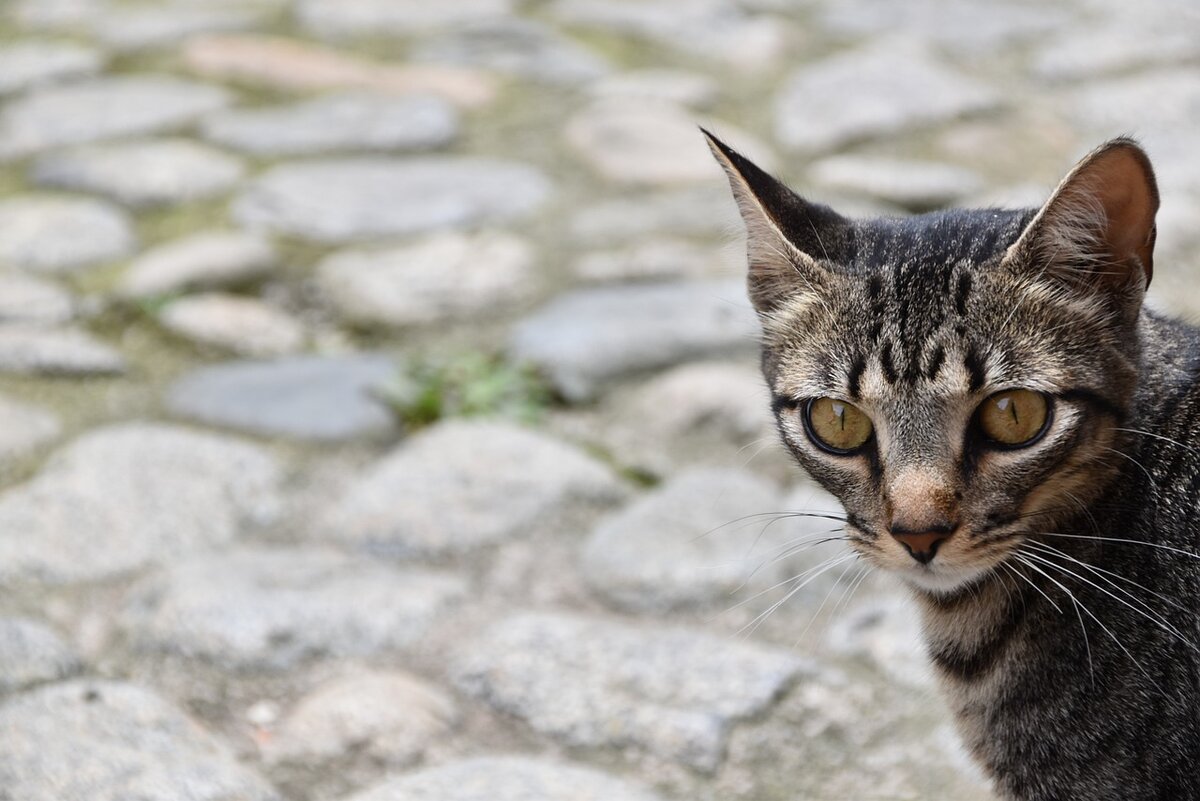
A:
977 389 1051 447
804 397 874 454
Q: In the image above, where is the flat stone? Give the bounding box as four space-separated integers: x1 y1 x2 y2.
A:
159 294 305 357
232 157 551 243
120 547 465 670
775 40 1001 153
808 155 985 211
453 612 809 771
566 101 776 185
572 238 734 283
0 273 75 326
1032 24 1198 82
0 680 278 801
321 420 622 558
413 19 610 85
201 93 458 156
0 423 282 585
343 756 666 801
509 280 758 401
569 188 739 244
13 0 104 29
297 0 515 36
0 41 103 96
32 138 245 209
118 231 277 298
317 231 535 327
551 0 790 71
0 395 62 461
90 6 265 51
264 669 459 766
827 590 930 688
0 618 81 694
590 68 718 109
0 197 134 275
183 34 497 108
0 327 124 376
165 354 397 441
0 75 232 159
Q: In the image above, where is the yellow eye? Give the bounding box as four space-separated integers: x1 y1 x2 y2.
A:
977 389 1050 447
805 397 874 453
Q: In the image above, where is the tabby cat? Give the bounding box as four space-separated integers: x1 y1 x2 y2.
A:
705 130 1200 800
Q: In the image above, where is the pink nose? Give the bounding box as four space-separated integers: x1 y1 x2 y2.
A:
892 531 951 564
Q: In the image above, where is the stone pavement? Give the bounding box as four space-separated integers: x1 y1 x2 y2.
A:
0 1 1196 799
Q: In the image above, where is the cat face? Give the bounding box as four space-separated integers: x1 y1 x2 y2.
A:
707 133 1159 596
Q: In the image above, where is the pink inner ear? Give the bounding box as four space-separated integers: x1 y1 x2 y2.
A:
1088 147 1158 285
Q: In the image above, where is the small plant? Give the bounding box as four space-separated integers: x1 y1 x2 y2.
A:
383 352 552 428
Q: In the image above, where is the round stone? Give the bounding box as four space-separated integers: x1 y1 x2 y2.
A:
158 293 304 357
0 41 103 96
589 68 718 108
0 680 279 801
232 157 552 243
0 197 134 274
572 238 735 283
317 231 535 327
412 18 610 85
297 0 515 36
264 670 458 766
0 75 231 159
89 6 264 51
118 231 277 298
565 101 777 185
120 547 466 670
165 354 398 441
200 93 458 156
343 756 666 801
0 273 75 326
32 139 246 209
0 327 124 376
320 419 623 558
0 618 81 694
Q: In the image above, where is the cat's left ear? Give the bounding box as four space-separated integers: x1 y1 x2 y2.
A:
1004 137 1159 293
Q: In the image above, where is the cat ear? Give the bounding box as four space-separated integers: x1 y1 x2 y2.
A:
702 128 845 314
1005 138 1159 293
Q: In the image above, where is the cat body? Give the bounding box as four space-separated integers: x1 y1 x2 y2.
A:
705 131 1200 800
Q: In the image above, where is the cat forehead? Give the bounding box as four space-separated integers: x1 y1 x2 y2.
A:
842 208 1036 273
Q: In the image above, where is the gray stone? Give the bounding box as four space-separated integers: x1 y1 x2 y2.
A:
0 197 134 275
120 547 465 670
509 280 759 401
0 680 279 801
0 41 103 96
0 76 231 159
0 618 81 694
808 155 985 211
118 231 277 298
200 93 458 156
322 420 622 558
0 395 62 461
13 0 103 29
0 326 124 376
572 238 736 283
343 756 665 801
297 0 515 36
827 590 930 688
565 101 777 185
550 0 790 71
413 19 610 85
91 6 265 51
0 423 282 585
0 273 75 326
775 40 1001 153
589 68 718 109
569 188 739 244
159 293 305 356
453 611 809 771
166 354 397 441
582 468 794 612
1032 25 1199 82
264 669 459 766
317 231 535 327
32 139 246 209
232 157 552 243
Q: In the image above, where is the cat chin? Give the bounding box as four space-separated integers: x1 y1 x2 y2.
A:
895 563 992 596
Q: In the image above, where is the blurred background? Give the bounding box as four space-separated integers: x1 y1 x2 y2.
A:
0 0 1194 799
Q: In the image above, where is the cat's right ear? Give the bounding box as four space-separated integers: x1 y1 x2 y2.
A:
702 129 844 315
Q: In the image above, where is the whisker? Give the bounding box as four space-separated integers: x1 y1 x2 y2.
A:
1036 531 1200 561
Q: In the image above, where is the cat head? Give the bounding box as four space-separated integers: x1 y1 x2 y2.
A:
706 132 1158 595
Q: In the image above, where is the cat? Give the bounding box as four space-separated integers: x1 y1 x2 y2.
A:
704 130 1200 801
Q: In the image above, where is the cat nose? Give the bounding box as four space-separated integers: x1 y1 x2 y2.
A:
890 526 955 564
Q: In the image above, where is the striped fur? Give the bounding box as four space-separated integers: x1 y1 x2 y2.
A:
707 132 1200 800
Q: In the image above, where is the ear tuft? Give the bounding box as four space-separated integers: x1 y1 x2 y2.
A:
1006 138 1159 293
